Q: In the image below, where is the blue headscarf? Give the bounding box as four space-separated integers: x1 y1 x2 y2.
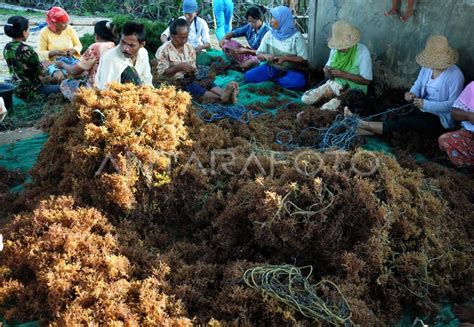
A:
270 6 298 41
183 0 198 14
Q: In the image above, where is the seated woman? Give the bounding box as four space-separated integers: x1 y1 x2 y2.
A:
219 6 270 70
347 35 464 136
3 16 60 101
38 7 82 81
57 21 117 101
160 0 210 54
438 82 474 167
244 6 308 90
302 20 372 111
155 18 238 104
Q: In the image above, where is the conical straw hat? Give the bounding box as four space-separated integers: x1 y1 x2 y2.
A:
416 35 459 70
328 20 361 50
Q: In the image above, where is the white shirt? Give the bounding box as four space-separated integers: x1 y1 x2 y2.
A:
325 43 373 81
257 31 308 60
162 16 211 49
95 46 153 90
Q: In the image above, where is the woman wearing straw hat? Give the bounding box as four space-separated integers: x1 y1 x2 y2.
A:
244 6 308 90
301 20 372 111
346 35 464 136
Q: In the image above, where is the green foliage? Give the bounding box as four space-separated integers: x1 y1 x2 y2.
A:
112 15 167 58
79 33 96 54
78 15 167 59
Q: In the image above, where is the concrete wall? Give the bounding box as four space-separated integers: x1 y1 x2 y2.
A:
308 0 474 88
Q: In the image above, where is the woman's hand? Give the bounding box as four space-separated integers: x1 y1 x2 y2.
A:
65 48 77 56
234 48 247 54
330 69 347 78
404 92 416 102
178 63 196 75
413 98 424 109
274 56 288 65
49 50 67 57
55 61 64 69
258 53 275 62
323 66 333 78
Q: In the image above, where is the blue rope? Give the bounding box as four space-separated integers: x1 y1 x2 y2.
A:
276 127 326 150
274 103 415 152
365 103 414 120
196 65 210 80
320 115 359 151
194 101 260 124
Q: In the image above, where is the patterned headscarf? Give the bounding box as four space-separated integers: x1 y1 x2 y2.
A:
46 7 69 33
270 6 298 41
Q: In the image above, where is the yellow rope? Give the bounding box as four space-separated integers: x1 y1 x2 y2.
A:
243 264 352 325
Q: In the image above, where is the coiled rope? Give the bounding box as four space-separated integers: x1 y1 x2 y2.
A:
243 264 352 326
276 103 415 151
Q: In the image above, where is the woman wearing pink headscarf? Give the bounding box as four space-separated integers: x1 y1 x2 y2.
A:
37 7 82 80
438 82 474 166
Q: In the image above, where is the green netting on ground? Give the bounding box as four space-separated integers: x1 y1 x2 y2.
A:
0 133 48 193
197 50 303 114
214 70 303 114
394 304 459 327
0 97 46 131
0 318 40 327
196 49 231 66
363 136 395 156
363 137 432 163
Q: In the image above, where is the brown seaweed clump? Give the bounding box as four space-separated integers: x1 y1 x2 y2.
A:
0 82 471 326
31 83 190 212
0 196 191 326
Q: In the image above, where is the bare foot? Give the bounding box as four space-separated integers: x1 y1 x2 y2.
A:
296 110 304 122
400 10 414 22
53 70 64 82
454 304 474 323
356 128 375 136
344 106 354 118
384 8 399 16
221 84 234 104
344 106 372 133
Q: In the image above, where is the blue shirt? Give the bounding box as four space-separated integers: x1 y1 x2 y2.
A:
232 22 270 50
410 65 465 129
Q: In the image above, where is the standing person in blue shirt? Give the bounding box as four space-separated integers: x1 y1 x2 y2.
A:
219 6 270 70
213 0 234 41
161 0 211 53
244 6 308 90
345 35 464 136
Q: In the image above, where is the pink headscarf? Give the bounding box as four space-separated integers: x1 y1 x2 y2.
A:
46 7 69 33
454 81 474 112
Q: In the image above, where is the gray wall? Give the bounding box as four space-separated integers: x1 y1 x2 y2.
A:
308 0 474 88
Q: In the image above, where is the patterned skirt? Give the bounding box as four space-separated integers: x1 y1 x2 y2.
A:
438 129 474 166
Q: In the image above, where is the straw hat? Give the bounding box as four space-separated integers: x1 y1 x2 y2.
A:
416 35 459 70
328 20 361 50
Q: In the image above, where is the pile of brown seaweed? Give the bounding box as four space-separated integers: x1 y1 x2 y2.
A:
0 83 472 326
